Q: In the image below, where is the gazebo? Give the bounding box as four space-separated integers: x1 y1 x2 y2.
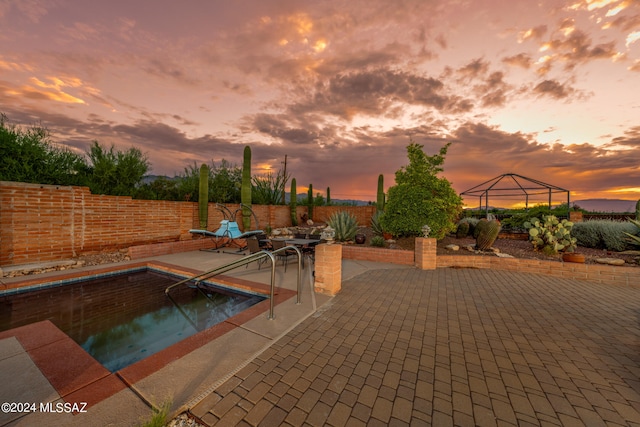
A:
460 173 570 217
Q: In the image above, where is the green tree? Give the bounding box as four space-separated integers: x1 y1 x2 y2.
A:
0 114 88 185
174 160 241 203
211 160 241 203
134 176 180 200
380 141 462 239
86 141 150 196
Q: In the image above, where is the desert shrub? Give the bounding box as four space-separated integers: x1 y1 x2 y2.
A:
327 211 359 242
370 235 385 247
572 220 637 252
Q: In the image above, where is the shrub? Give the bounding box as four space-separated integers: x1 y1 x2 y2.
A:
572 220 637 251
327 211 359 242
370 235 385 247
380 142 462 239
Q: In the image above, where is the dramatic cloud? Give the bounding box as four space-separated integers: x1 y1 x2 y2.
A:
2 0 640 203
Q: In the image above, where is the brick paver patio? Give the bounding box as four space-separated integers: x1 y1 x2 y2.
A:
190 267 640 426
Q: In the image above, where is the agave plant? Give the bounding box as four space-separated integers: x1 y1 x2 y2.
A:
624 219 640 246
370 211 384 236
328 211 359 242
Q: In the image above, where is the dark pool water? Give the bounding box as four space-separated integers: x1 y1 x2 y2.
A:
0 270 265 372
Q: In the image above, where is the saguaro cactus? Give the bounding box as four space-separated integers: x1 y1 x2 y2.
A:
198 163 209 229
636 199 640 221
290 178 298 226
326 187 331 206
377 174 385 211
307 184 313 221
241 146 252 230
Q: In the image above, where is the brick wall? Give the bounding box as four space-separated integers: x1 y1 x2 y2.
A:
0 181 378 266
1 182 193 266
313 205 376 226
341 245 415 265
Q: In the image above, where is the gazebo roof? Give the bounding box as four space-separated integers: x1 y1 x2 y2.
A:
459 173 570 214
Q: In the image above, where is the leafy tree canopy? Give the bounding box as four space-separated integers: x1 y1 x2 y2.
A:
0 114 88 186
380 141 462 239
86 141 150 196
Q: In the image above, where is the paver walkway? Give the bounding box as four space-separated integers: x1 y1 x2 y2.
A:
190 267 640 426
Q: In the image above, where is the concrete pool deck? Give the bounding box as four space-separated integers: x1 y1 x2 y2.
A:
2 251 640 425
0 250 393 426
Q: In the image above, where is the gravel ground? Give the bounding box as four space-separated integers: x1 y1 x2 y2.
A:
438 235 640 266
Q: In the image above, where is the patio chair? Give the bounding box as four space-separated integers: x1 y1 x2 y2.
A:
245 237 266 269
270 239 298 271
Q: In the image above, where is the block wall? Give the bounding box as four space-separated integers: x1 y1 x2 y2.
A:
0 181 378 266
1 181 193 266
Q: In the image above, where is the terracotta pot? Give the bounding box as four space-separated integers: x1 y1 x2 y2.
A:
562 253 585 263
355 234 366 244
382 232 393 240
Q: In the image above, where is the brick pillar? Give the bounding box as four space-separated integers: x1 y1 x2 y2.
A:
314 243 342 296
415 237 436 270
569 211 583 222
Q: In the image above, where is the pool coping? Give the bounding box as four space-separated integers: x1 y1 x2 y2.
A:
0 261 296 411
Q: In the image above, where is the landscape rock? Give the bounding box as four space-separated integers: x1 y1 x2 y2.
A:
595 258 626 266
495 253 515 258
445 244 460 251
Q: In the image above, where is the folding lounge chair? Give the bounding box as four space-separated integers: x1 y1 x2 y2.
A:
189 219 263 252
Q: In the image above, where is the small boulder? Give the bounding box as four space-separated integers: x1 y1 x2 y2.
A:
595 258 625 266
445 244 460 251
495 253 514 258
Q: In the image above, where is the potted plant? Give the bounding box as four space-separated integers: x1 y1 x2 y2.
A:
562 252 585 263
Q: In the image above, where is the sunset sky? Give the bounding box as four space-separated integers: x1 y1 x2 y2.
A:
2 0 639 207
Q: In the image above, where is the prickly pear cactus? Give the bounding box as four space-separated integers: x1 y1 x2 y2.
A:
475 219 501 250
524 215 577 255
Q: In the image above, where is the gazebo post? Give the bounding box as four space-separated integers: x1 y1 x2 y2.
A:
485 192 489 218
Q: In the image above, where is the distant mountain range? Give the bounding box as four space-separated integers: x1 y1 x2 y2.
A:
466 199 638 213
572 199 638 213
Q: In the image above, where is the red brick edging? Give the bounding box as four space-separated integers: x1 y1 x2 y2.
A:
125 239 640 288
437 255 640 288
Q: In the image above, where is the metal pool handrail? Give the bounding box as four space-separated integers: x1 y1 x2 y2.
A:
164 245 302 320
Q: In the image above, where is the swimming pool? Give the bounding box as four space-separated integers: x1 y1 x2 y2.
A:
0 268 265 372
